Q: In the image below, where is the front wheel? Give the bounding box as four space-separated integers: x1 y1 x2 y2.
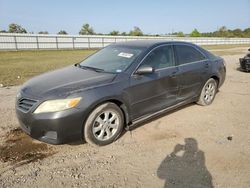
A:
83 102 124 146
197 78 218 106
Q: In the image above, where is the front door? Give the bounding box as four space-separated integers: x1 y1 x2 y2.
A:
127 45 179 120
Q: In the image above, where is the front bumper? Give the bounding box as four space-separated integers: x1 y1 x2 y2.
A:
16 107 86 144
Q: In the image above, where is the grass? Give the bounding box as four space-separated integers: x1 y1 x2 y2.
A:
0 49 96 86
210 50 244 56
202 44 249 50
202 44 249 56
0 44 249 86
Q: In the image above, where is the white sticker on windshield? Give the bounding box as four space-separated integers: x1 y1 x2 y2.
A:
118 52 134 58
116 69 122 73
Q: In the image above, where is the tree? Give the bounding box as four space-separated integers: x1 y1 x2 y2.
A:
109 30 119 36
232 29 243 37
200 27 250 38
8 23 27 33
212 26 234 37
121 32 127 36
79 23 95 35
201 32 213 37
0 29 7 33
190 29 201 37
38 31 49 34
129 26 143 36
216 26 230 37
243 28 250 38
176 31 185 37
218 26 227 33
57 30 68 35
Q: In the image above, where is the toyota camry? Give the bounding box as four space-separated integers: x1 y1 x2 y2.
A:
16 40 226 146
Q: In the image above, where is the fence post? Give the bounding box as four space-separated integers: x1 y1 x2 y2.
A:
36 36 39 50
55 36 58 49
102 37 104 47
14 36 18 50
72 37 75 49
88 37 90 49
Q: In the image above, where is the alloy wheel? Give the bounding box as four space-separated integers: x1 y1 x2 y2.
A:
92 110 120 141
204 82 216 103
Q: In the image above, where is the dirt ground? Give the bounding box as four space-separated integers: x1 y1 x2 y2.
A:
0 51 250 187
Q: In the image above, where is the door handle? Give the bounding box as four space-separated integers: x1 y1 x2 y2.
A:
205 63 209 68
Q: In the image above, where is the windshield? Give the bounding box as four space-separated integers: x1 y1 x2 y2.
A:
79 46 143 73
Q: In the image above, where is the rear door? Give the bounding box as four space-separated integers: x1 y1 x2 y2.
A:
127 45 179 120
174 44 209 101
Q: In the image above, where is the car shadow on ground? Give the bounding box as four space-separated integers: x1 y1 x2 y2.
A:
67 103 196 146
236 67 249 73
127 103 194 132
68 103 198 146
157 138 214 188
67 140 85 146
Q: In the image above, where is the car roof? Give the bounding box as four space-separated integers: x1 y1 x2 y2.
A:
113 40 195 48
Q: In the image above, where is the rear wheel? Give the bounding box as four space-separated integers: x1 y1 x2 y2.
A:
84 102 124 146
197 78 218 106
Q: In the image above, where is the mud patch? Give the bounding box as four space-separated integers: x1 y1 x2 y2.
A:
0 128 56 165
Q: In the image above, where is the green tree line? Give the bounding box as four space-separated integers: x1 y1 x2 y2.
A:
175 26 250 38
1 23 250 38
0 23 144 36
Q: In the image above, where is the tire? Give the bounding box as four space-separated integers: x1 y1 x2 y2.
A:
197 78 218 106
84 102 124 146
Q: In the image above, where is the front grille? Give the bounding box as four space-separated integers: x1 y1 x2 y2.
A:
17 98 37 112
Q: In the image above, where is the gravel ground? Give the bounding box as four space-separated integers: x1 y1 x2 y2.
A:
0 52 250 188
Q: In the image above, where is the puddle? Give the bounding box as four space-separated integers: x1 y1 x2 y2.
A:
0 128 56 165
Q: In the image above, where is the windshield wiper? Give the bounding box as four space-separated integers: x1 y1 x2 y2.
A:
75 63 105 72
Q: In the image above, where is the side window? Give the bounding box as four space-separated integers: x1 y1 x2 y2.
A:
141 45 175 69
175 45 205 65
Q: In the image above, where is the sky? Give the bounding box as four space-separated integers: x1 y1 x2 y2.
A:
0 0 250 35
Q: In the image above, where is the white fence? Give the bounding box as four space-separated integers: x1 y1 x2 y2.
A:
0 33 250 50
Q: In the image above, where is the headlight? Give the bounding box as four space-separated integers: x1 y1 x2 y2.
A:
34 97 81 114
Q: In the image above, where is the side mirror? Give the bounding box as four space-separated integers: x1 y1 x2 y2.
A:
248 48 250 51
136 66 154 75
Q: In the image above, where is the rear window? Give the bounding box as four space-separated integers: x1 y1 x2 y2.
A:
175 45 206 65
201 48 218 60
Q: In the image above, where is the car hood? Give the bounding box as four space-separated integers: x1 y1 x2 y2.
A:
21 65 116 99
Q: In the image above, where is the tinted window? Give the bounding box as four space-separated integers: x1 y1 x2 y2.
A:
175 45 205 65
141 45 175 69
199 47 217 60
